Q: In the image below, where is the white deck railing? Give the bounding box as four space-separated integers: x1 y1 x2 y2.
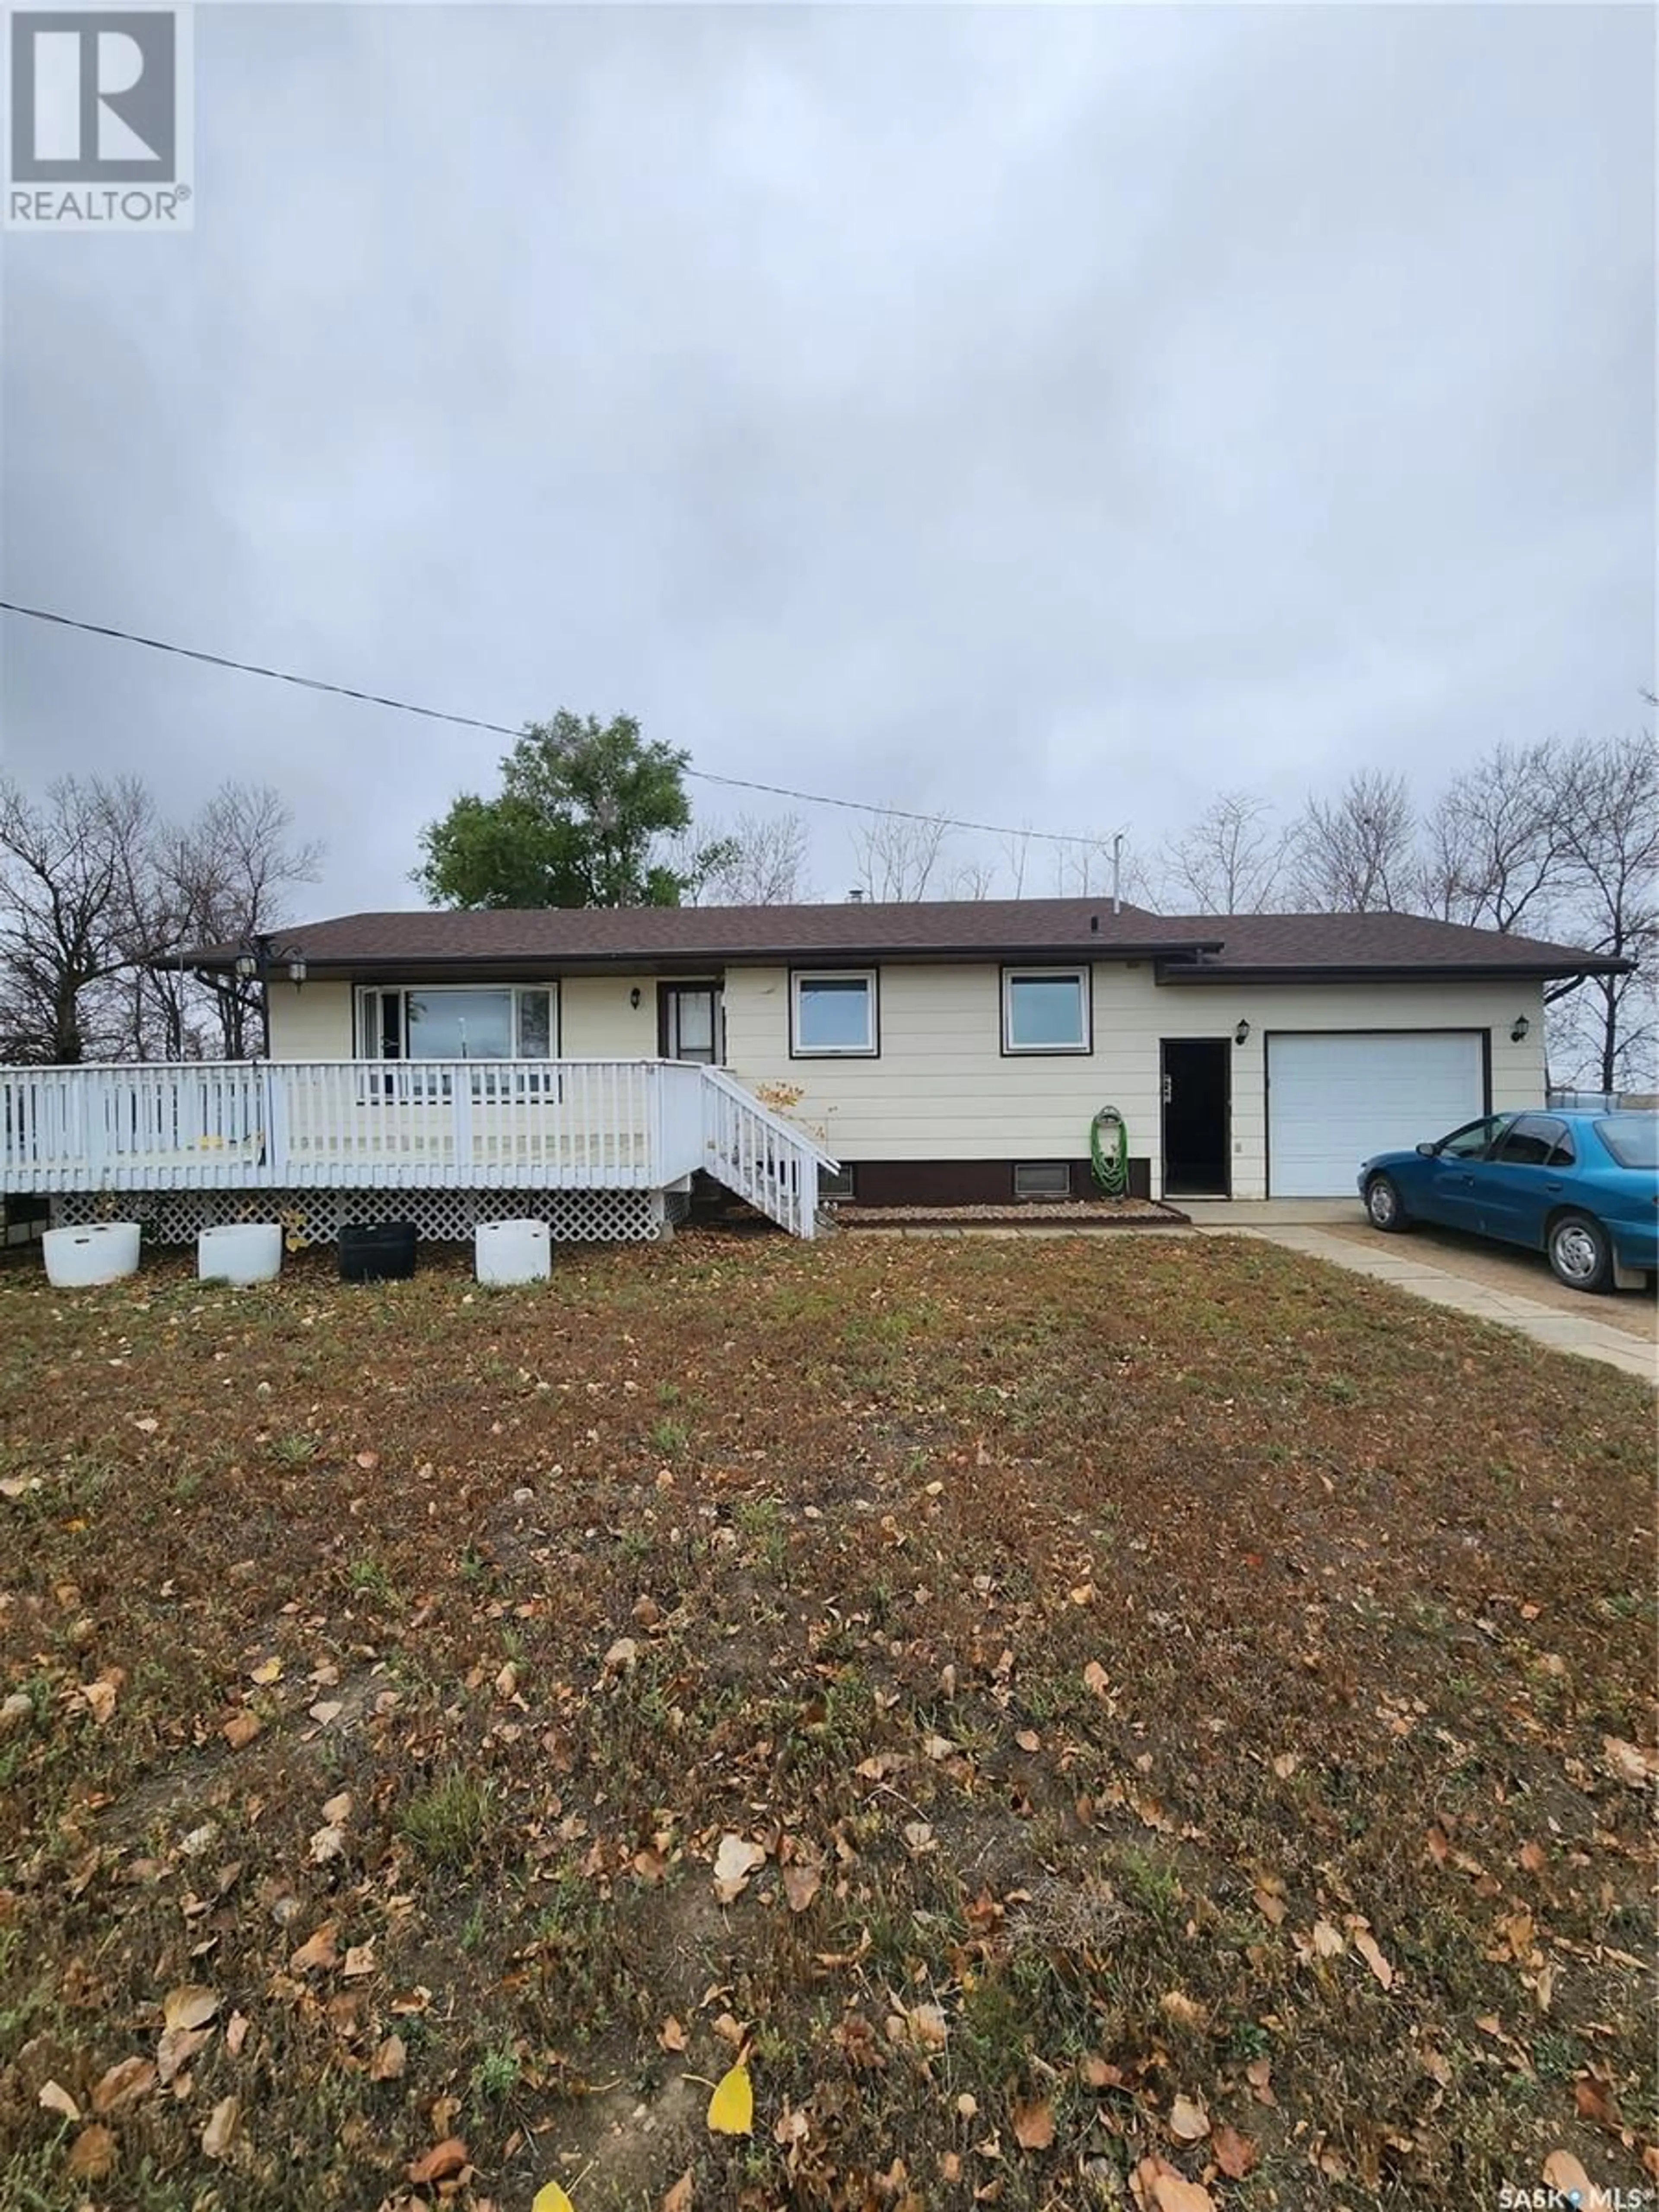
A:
0 1058 838 1237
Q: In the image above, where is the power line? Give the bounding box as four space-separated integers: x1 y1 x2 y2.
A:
0 597 1127 852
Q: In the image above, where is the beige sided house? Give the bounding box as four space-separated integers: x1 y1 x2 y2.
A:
0 898 1613 1245
0 898 1618 1241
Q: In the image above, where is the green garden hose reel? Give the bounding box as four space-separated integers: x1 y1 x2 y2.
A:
1090 1106 1129 1197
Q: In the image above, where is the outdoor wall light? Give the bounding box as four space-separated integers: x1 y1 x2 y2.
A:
1234 1019 1251 1046
234 934 307 988
629 987 642 1010
1510 1014 1531 1043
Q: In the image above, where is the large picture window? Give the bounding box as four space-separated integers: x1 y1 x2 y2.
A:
357 985 557 1062
1002 968 1090 1054
791 971 878 1057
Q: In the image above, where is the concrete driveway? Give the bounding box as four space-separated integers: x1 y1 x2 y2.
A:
1180 1199 1657 1384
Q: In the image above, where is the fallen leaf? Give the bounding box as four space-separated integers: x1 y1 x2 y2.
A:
370 2034 407 2081
782 1862 822 1913
1011 2098 1054 2151
1603 1736 1659 1788
1574 2075 1622 2131
38 2079 80 2121
162 1985 219 2033
407 2137 470 2187
226 2012 250 2057
712 1833 766 1904
342 1942 375 1979
1131 2154 1216 2211
1168 2094 1209 2142
290 1922 340 1973
201 2095 241 2160
707 2060 754 2136
1159 1991 1207 2031
1351 1926 1395 1990
658 2016 688 2053
80 1675 118 1725
1542 2151 1597 2200
661 2177 693 2212
354 1450 380 1471
248 1657 282 1685
1212 2124 1257 2179
1015 1729 1041 1752
64 2123 117 2180
1082 1660 1111 1699
133 1416 160 1434
309 1823 346 1865
603 1636 639 1671
532 2183 576 2212
1245 2056 1275 2105
309 1700 343 1726
156 2025 212 2085
222 1710 262 1749
1310 1919 1345 1958
92 2056 156 2112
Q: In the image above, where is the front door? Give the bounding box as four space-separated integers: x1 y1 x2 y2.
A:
658 984 723 1064
1161 1037 1230 1197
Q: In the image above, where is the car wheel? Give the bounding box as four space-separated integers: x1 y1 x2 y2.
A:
1364 1173 1408 1232
1547 1211 1612 1294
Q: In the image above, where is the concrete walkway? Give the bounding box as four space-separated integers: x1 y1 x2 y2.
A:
1199 1222 1658 1385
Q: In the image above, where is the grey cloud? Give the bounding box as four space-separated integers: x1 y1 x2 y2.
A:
2 2 1651 913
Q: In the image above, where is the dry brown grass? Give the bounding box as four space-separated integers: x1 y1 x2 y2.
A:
0 1230 1653 2211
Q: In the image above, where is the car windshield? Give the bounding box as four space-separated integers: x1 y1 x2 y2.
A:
1595 1115 1659 1169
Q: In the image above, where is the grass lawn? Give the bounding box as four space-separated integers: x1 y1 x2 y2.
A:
0 1232 1653 2212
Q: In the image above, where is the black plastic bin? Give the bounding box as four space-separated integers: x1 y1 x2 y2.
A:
338 1221 417 1283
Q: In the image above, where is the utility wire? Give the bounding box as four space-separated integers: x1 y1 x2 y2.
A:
0 597 1127 852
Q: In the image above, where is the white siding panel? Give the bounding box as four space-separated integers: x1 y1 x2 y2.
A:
725 964 1545 1200
268 981 354 1059
1267 1032 1485 1198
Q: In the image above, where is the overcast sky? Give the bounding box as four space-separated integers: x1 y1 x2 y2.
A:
1 3 1653 917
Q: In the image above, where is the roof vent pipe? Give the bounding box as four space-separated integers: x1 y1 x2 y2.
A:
1090 913 1100 935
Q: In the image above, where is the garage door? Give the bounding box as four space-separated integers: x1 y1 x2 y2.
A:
1267 1032 1484 1198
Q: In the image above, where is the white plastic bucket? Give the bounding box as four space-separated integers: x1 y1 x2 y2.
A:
475 1217 551 1286
198 1222 283 1286
42 1221 141 1289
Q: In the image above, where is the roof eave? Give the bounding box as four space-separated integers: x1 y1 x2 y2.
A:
1154 957 1632 985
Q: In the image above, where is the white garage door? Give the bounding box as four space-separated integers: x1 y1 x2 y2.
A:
1267 1032 1485 1198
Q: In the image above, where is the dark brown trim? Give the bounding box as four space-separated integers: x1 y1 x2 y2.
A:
656 979 724 1061
843 1156 1152 1205
1156 959 1626 984
1262 1026 1488 1199
188 938 1224 981
998 963 1095 1057
787 966 881 1060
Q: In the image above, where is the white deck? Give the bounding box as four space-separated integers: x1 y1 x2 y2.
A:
0 1058 837 1237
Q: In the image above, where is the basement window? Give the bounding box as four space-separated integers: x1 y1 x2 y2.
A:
818 1163 856 1199
1013 1162 1071 1200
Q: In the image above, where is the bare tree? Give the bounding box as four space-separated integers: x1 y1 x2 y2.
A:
690 811 812 906
1285 769 1417 912
0 775 161 1062
1157 790 1285 913
945 855 1000 900
1415 741 1567 931
850 810 951 901
1547 732 1659 1093
167 783 327 1057
1000 829 1034 897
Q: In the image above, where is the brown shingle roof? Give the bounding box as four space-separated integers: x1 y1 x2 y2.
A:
189 900 1623 979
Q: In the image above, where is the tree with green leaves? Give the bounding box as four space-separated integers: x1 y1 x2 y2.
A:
415 713 734 910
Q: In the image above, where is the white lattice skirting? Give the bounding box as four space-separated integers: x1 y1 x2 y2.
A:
52 1187 667 1246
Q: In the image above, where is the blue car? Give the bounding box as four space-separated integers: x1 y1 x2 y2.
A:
1358 1109 1659 1293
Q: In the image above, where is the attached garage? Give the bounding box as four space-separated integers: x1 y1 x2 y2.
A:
1266 1031 1487 1198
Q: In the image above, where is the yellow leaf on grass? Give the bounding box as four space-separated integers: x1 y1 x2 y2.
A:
532 2183 577 2212
707 2061 754 2136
